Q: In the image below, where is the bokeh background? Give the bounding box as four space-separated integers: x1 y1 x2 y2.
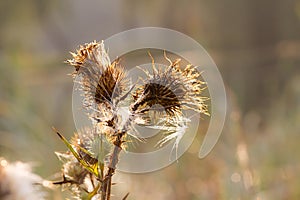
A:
0 0 300 199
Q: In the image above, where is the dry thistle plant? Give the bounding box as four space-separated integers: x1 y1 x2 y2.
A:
53 41 208 200
0 158 46 200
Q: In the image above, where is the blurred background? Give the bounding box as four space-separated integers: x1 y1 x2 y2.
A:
0 0 299 199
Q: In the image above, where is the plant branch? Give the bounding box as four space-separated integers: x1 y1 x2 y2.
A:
101 111 136 200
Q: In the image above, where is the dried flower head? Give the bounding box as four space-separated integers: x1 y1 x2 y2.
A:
129 55 209 154
67 41 129 123
132 58 208 120
56 41 209 200
72 128 112 165
67 41 110 73
55 154 95 198
54 152 92 199
0 158 45 200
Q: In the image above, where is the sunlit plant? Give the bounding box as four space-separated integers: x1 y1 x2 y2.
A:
0 158 46 200
53 41 208 200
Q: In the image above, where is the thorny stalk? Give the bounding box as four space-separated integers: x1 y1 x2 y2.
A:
52 41 208 200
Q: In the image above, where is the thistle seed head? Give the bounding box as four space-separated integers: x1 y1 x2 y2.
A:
67 41 129 123
131 58 209 121
55 150 97 199
72 128 112 165
129 56 209 154
67 41 110 73
0 158 46 200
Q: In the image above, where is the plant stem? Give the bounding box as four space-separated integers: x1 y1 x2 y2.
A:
106 170 112 200
101 110 135 200
102 131 124 200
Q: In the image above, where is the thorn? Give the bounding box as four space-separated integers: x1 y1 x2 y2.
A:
122 193 130 200
148 51 158 74
164 50 172 65
147 51 155 65
52 127 63 140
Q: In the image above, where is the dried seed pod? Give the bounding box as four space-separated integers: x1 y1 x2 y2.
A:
130 57 209 154
0 158 46 200
71 128 112 165
131 58 208 120
54 150 98 199
67 41 129 123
